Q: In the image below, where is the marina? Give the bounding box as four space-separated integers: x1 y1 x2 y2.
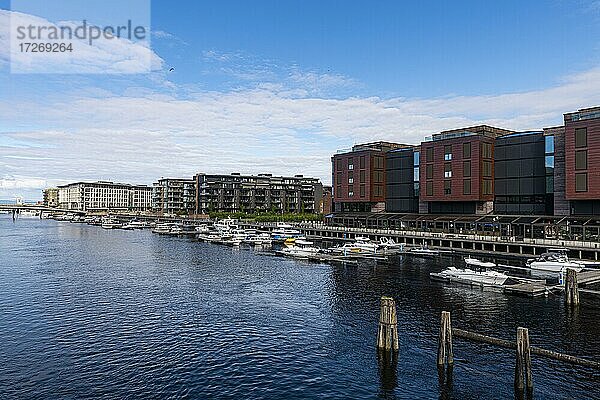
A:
3 214 600 399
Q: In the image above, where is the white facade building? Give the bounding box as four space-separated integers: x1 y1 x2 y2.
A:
58 181 152 212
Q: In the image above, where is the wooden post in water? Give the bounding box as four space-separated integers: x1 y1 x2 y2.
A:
514 327 533 392
376 296 398 352
437 311 454 367
565 268 580 306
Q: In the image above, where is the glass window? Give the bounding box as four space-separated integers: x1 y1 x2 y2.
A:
482 179 493 195
360 185 365 197
414 182 420 197
360 170 366 183
545 155 554 169
545 135 554 154
463 142 471 159
444 163 452 178
359 156 365 169
336 159 342 171
336 185 341 198
444 145 452 161
348 185 354 197
463 160 471 177
414 167 420 182
426 147 434 162
444 180 451 195
575 173 587 192
426 164 433 179
546 176 554 193
482 142 492 158
426 181 433 196
337 173 342 184
463 179 471 195
413 151 420 166
482 160 492 177
575 128 587 148
575 150 587 170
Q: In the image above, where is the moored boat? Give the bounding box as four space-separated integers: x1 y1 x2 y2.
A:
430 266 509 286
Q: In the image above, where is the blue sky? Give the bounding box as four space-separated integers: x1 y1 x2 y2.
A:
0 0 599 200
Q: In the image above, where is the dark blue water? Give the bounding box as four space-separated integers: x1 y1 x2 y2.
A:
1 216 599 399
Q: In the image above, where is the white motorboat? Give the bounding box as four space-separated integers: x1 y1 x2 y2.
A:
271 223 303 241
101 217 121 229
378 237 404 251
17 210 40 218
127 220 148 229
279 239 321 258
527 251 584 273
464 257 496 268
431 266 509 286
152 223 175 234
334 236 380 254
121 223 135 230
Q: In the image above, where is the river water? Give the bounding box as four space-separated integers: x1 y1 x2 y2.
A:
1 216 599 399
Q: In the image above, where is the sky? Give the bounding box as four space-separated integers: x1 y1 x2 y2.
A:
0 0 600 200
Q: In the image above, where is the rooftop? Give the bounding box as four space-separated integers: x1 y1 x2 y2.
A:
430 125 514 141
564 106 600 122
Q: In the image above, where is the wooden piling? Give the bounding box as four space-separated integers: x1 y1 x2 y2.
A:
376 296 398 352
565 268 580 306
515 327 533 391
437 311 453 367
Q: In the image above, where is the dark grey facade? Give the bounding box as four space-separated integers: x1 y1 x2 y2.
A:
385 147 419 213
195 173 323 214
494 131 553 215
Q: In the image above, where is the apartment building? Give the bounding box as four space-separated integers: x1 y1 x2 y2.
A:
57 181 152 212
331 142 410 213
385 146 420 213
43 188 59 208
194 173 323 214
152 178 196 215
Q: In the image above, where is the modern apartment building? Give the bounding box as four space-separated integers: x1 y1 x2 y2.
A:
493 131 554 215
419 125 513 214
152 178 196 215
194 173 323 214
563 107 600 215
332 142 410 213
57 181 152 212
385 146 420 213
43 188 59 208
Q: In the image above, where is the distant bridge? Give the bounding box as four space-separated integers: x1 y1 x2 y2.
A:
0 204 86 215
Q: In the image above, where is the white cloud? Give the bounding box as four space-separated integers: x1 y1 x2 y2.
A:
0 10 163 74
1 55 599 199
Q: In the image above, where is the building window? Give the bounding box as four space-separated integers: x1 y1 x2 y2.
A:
374 171 384 183
426 147 434 162
545 155 554 169
426 164 434 179
482 160 492 177
348 185 354 197
360 185 365 197
336 159 342 171
348 177 354 184
348 163 354 170
575 128 587 148
414 182 420 197
463 160 471 177
463 179 471 195
545 135 554 154
444 163 452 178
360 156 365 169
575 150 587 170
463 142 471 159
482 142 492 158
374 156 384 169
444 145 452 161
413 151 420 166
426 181 433 196
360 170 366 183
482 179 493 195
444 180 451 195
348 171 354 184
336 173 342 184
374 185 383 197
414 167 420 182
336 185 341 198
575 173 587 192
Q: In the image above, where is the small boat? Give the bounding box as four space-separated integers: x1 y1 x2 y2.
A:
121 223 136 230
17 210 40 218
378 237 404 251
127 220 148 229
278 239 321 258
333 237 380 254
527 250 584 273
464 257 496 268
152 223 174 234
101 217 121 229
431 266 509 286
